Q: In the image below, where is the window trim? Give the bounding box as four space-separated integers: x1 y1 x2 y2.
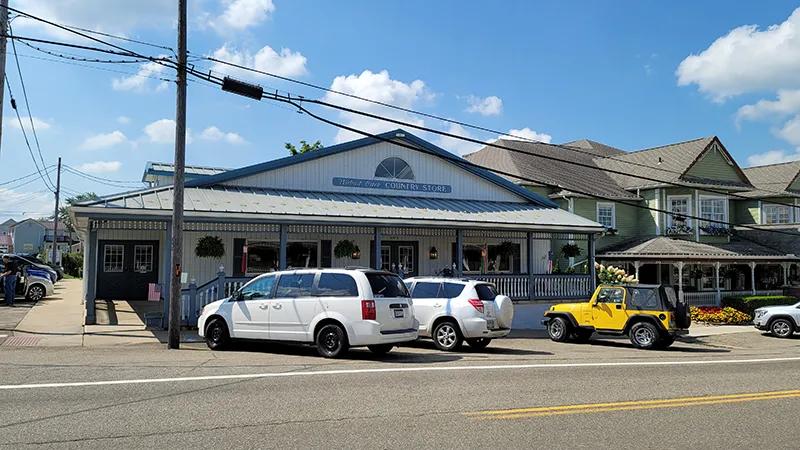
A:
596 202 616 229
762 203 793 225
698 194 728 232
666 195 692 228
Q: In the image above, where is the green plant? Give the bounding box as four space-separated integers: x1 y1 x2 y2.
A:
722 295 796 315
62 252 83 278
564 266 575 274
496 241 519 258
595 263 638 284
560 243 581 258
195 236 225 259
691 306 752 324
552 261 560 274
334 240 356 259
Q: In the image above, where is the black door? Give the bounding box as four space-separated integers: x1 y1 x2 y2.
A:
370 241 419 278
96 240 159 300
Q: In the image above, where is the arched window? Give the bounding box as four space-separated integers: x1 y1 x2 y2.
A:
375 157 414 180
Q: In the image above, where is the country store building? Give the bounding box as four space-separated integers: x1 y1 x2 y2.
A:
69 130 605 327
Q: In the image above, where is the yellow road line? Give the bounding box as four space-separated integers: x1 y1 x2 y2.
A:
467 389 800 420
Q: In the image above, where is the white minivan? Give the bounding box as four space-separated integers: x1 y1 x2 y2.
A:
198 268 419 358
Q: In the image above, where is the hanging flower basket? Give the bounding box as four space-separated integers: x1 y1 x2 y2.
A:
497 241 520 258
699 225 733 236
666 225 693 236
561 243 581 258
334 240 357 259
195 236 225 259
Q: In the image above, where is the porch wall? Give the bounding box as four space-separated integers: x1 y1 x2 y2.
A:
96 228 168 287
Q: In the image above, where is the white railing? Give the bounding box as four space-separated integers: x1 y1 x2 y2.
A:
683 289 786 307
471 274 529 300
532 274 593 300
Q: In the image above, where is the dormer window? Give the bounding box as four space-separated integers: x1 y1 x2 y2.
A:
375 157 414 180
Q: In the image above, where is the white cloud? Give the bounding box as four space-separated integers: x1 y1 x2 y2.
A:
200 126 247 145
498 127 552 143
6 117 52 131
773 116 800 145
435 123 482 156
0 189 53 221
13 0 176 42
747 148 800 166
209 0 275 32
676 8 800 102
143 119 192 144
644 64 652 75
322 70 431 143
80 131 128 150
116 116 132 124
112 60 170 92
735 90 800 125
77 161 122 174
209 44 308 79
464 95 503 116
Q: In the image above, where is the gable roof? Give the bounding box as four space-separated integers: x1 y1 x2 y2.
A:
185 129 558 208
740 161 800 198
464 139 640 200
594 136 751 190
561 139 626 157
0 219 16 227
597 235 793 259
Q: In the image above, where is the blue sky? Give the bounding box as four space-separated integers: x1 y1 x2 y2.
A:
2 0 800 221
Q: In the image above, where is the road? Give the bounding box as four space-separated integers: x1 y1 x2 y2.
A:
1 333 799 449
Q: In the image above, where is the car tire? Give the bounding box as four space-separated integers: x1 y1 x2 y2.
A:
316 323 349 358
494 295 514 329
26 284 45 302
433 320 463 351
466 338 492 349
205 318 230 351
571 329 593 343
367 344 393 355
547 317 571 342
769 318 794 338
657 334 675 349
629 322 660 349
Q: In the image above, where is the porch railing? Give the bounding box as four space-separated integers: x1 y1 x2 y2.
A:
180 270 251 325
470 274 529 300
469 274 593 301
683 289 786 307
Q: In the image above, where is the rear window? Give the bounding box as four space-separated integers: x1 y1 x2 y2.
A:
474 284 498 301
366 273 410 298
316 273 359 297
627 288 660 309
412 282 441 299
443 283 465 298
664 286 678 308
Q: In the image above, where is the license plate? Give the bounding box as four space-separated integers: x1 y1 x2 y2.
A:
394 309 404 318
486 320 496 329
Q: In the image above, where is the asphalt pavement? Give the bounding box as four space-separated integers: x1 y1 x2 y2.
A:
0 333 798 449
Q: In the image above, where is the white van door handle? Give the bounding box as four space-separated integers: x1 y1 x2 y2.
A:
259 303 269 310
272 303 283 310
434 303 442 308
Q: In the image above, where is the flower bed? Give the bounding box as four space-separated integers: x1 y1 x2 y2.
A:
690 306 752 325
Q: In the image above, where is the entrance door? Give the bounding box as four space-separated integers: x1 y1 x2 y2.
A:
371 241 418 278
96 240 160 300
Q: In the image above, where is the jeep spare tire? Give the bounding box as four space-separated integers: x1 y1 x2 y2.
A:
675 297 691 329
494 295 514 329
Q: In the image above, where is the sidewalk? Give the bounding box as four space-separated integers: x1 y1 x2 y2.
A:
6 279 84 346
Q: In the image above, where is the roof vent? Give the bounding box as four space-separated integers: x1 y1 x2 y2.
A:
395 132 405 138
658 157 663 165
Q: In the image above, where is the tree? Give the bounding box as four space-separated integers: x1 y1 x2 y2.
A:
57 192 99 234
285 140 323 156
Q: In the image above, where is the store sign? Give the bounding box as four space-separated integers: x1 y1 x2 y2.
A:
332 177 452 193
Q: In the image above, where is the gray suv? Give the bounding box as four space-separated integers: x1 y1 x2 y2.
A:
753 301 800 338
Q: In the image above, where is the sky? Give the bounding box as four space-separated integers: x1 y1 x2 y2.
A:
2 0 800 222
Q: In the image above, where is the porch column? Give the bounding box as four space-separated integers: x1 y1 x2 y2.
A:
161 220 172 330
527 232 535 301
84 226 98 325
456 229 464 277
373 227 382 270
674 261 685 301
781 262 791 286
633 260 641 281
279 224 287 270
588 234 596 290
749 262 757 295
714 262 721 307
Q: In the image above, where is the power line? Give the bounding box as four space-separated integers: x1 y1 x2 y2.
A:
17 38 153 64
63 166 146 189
14 52 176 83
63 165 143 184
0 166 54 186
58 23 175 53
8 23 54 190
1 167 55 191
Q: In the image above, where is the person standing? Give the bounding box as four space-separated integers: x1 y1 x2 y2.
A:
1 255 18 306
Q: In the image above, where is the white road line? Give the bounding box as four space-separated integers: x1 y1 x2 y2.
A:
0 335 7 338
2 356 800 391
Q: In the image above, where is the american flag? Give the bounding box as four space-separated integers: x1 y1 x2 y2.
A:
547 251 553 274
148 283 162 301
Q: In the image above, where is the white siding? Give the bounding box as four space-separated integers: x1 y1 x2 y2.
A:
225 141 525 203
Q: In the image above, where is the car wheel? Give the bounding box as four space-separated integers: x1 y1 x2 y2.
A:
205 318 230 350
466 338 492 349
629 322 660 349
433 321 463 351
367 344 393 355
657 335 675 349
770 318 794 338
316 323 349 358
571 329 593 343
26 284 45 302
547 317 570 342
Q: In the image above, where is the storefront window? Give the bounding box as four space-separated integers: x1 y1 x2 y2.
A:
246 241 318 274
452 243 521 274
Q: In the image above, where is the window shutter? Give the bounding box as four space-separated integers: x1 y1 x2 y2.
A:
321 240 332 268
233 238 246 276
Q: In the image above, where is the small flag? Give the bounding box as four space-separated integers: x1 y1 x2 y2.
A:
547 250 553 274
148 283 162 301
242 243 249 273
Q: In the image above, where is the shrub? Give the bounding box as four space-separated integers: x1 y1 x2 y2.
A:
690 306 752 325
722 296 796 315
594 263 638 284
62 252 83 278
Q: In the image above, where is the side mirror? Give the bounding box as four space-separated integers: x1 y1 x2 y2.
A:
233 290 244 301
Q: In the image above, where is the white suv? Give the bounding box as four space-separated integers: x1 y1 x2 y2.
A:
198 268 419 358
404 278 514 351
753 301 800 338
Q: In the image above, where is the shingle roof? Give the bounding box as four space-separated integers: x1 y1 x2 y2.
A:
740 161 800 198
597 236 792 259
562 139 626 157
734 225 800 256
464 139 640 200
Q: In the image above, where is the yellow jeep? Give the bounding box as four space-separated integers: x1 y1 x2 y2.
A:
542 284 691 349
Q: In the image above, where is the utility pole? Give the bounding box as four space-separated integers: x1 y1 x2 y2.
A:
51 157 61 264
168 0 187 349
0 0 9 160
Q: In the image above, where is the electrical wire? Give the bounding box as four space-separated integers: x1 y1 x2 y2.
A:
17 38 153 64
0 166 55 187
14 52 176 83
63 165 146 187
1 168 56 191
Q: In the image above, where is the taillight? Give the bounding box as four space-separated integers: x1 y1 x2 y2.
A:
468 299 484 314
361 300 376 320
